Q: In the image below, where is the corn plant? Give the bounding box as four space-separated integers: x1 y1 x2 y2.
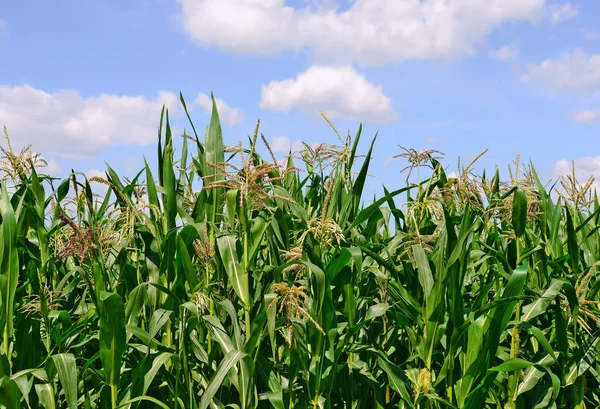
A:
0 94 599 409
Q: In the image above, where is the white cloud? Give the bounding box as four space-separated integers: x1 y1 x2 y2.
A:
548 2 579 24
260 65 396 123
521 50 600 91
490 42 520 61
0 85 179 159
582 28 600 40
177 0 544 66
573 110 600 123
86 169 105 179
270 136 304 154
554 158 600 180
423 136 446 145
195 93 243 126
0 19 7 37
44 160 62 176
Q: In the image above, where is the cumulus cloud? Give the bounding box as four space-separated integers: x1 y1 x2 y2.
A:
260 65 396 123
195 93 243 126
573 110 600 123
0 85 180 158
490 42 520 62
521 50 600 92
177 0 544 66
0 19 7 37
270 136 304 154
548 2 579 24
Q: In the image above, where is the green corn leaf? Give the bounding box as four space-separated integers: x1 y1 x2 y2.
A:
177 236 200 289
0 183 18 355
462 315 485 379
217 235 250 309
225 189 239 230
202 315 235 354
565 208 580 273
35 383 55 409
565 334 600 386
348 184 419 231
204 93 225 224
529 160 548 238
412 244 433 302
248 212 269 263
144 158 160 218
351 134 377 207
180 92 202 153
157 105 165 185
162 140 177 232
125 285 147 329
490 358 534 372
516 354 557 397
376 356 414 406
199 350 248 409
521 279 563 322
527 326 558 362
365 303 390 321
148 309 172 342
179 126 189 186
99 293 126 389
11 371 32 408
51 354 78 409
0 376 21 409
128 352 175 400
117 396 170 409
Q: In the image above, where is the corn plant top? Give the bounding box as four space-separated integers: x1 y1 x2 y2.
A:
0 95 598 409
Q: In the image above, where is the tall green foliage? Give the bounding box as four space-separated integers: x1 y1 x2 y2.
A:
0 96 599 409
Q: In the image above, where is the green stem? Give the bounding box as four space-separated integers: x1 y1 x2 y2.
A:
507 302 522 407
208 230 216 354
180 310 193 409
174 318 180 409
508 240 523 405
111 383 118 409
243 220 251 340
447 357 454 404
3 329 8 361
245 308 251 342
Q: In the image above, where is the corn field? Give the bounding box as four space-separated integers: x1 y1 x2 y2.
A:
1 94 599 409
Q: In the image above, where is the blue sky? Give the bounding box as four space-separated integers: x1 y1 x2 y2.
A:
0 0 599 198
